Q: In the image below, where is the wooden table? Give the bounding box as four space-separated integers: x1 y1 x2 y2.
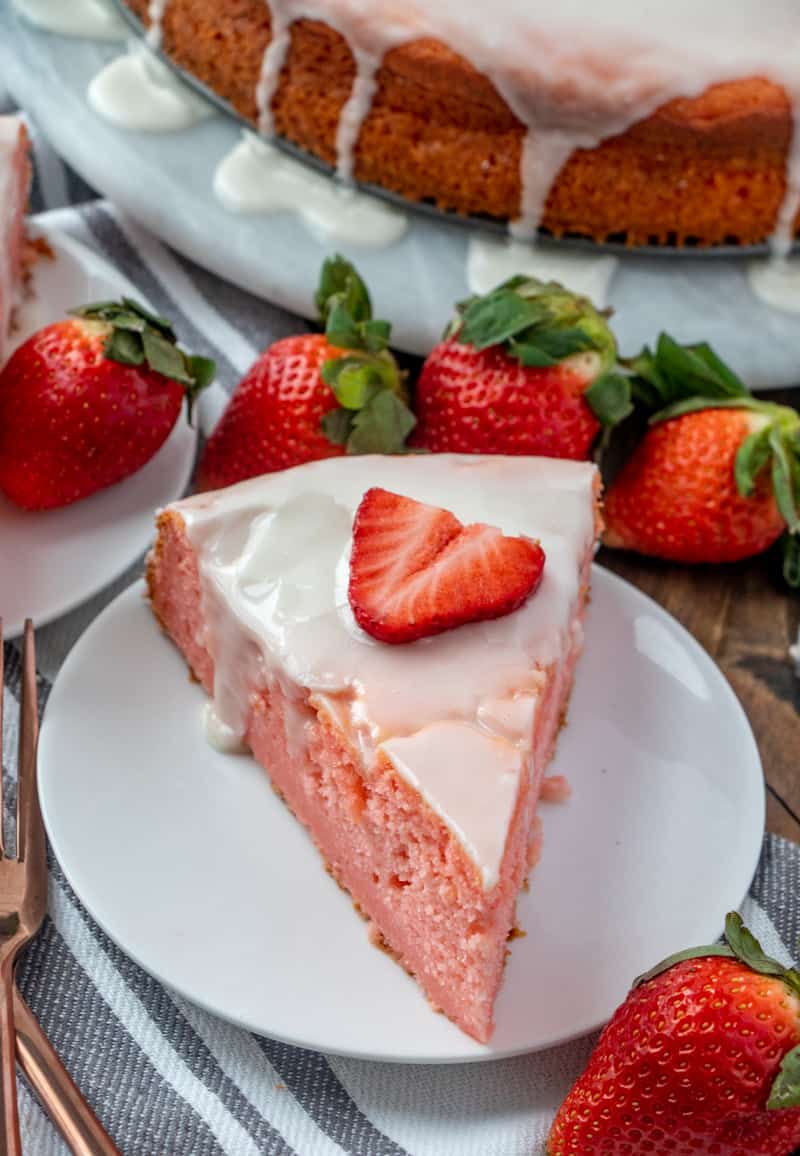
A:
599 544 799 844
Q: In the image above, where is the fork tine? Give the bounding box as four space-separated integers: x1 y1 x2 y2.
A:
17 619 42 866
0 618 4 858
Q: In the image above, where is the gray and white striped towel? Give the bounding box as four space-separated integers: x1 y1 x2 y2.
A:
2 98 799 1156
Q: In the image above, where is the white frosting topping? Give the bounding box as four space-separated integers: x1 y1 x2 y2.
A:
467 237 618 309
0 117 26 367
169 454 597 889
12 0 127 40
381 723 524 890
244 0 800 248
88 42 214 132
213 133 407 247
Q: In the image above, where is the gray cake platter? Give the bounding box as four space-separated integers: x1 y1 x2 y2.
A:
2 0 800 387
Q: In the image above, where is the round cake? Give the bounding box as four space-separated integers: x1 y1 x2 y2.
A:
124 0 800 249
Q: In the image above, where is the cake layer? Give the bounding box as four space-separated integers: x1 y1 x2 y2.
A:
147 454 599 1040
0 117 31 366
124 0 800 247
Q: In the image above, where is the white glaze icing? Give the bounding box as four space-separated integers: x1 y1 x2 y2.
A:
88 42 213 132
791 627 800 677
12 0 127 40
167 454 597 889
241 0 800 247
145 0 167 48
381 723 524 890
0 117 26 367
202 702 248 754
213 133 407 247
748 257 800 315
466 236 618 308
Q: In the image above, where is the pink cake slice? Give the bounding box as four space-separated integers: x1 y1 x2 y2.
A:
0 116 31 366
147 453 600 1042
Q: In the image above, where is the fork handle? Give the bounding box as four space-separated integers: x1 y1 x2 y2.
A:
13 989 121 1156
0 957 21 1156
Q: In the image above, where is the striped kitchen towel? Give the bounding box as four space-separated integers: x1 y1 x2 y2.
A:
1 103 799 1156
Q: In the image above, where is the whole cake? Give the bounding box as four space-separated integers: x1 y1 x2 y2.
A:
147 453 600 1041
123 0 800 248
0 116 31 365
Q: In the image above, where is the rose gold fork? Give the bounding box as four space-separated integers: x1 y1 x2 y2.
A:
0 619 47 1155
0 621 121 1156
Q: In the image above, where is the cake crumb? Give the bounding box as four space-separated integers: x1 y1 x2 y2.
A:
541 774 572 804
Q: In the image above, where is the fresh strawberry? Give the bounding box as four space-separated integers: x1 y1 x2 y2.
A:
198 256 415 489
348 487 545 644
547 913 800 1156
0 299 213 511
603 405 790 563
412 276 628 459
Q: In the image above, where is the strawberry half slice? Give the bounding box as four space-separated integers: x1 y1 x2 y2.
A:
348 487 546 644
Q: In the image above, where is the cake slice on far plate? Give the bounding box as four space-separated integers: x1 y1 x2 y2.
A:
147 454 600 1042
0 116 31 366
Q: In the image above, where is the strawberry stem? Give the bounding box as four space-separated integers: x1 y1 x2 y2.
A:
70 299 215 426
313 256 416 455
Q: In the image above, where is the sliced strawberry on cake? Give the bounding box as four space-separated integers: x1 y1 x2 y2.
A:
147 454 600 1042
0 116 32 366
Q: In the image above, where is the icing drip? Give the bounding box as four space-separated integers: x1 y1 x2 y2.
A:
213 133 407 246
335 48 380 183
11 0 127 40
256 3 292 136
771 94 800 259
466 236 618 307
145 0 168 49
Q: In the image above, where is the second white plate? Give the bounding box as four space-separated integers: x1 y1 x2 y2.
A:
37 566 765 1063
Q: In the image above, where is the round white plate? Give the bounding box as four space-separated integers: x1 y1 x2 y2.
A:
0 228 197 639
38 567 765 1064
2 4 800 388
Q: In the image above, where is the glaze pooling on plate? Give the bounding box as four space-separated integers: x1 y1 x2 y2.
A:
88 42 213 132
12 0 127 40
167 454 598 890
140 0 800 250
212 132 407 246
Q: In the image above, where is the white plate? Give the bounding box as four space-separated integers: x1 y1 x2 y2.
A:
2 4 800 388
37 567 765 1064
0 228 196 638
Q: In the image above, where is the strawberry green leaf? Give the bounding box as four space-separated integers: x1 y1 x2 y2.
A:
767 1043 800 1110
346 390 417 455
120 297 176 339
584 372 633 428
332 364 382 411
724 912 791 977
633 945 736 988
325 299 362 350
362 319 391 354
188 356 217 391
770 426 800 533
321 408 355 447
655 334 748 401
459 290 547 351
142 327 194 385
105 327 145 366
783 533 800 588
519 325 592 360
315 254 371 326
508 339 557 368
735 425 772 498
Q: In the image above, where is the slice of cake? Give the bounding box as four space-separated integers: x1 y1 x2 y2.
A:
147 453 600 1042
0 116 31 366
